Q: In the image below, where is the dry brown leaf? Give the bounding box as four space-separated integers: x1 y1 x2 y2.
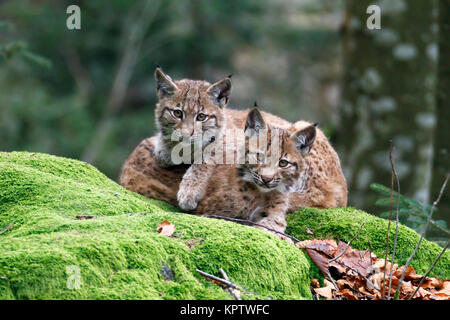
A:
296 239 337 253
306 248 330 276
297 238 449 300
310 278 320 288
339 288 359 300
314 279 334 300
156 220 176 237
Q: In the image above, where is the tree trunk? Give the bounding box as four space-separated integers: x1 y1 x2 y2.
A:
430 0 450 231
337 0 439 213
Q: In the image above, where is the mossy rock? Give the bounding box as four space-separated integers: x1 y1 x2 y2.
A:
0 152 448 300
287 208 450 279
0 152 311 300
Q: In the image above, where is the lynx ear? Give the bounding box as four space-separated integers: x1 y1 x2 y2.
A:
292 124 316 154
155 66 178 98
245 106 266 135
207 76 232 108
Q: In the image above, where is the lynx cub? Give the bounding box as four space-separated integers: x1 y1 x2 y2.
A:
153 67 232 211
193 108 317 236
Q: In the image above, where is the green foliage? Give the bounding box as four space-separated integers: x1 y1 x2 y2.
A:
370 183 449 246
0 20 51 68
0 0 341 179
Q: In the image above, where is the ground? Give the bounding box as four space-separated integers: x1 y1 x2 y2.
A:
0 152 448 299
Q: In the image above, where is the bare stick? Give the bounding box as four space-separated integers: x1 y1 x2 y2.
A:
382 142 395 299
196 268 244 301
0 222 14 235
326 270 338 291
308 248 380 291
408 238 450 300
219 268 241 300
205 215 300 243
330 221 366 263
387 143 401 299
395 173 450 298
367 239 374 273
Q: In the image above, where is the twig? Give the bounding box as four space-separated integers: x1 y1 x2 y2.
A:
387 143 401 299
205 215 300 243
308 248 380 291
0 222 14 235
326 270 338 291
196 268 244 300
196 269 240 289
367 240 374 273
219 268 241 300
330 221 366 263
395 173 450 298
408 238 450 300
382 142 395 299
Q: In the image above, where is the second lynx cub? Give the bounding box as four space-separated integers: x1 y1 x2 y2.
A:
193 108 317 236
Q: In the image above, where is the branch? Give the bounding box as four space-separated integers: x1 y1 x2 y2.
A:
382 142 395 298
387 142 401 299
219 268 242 300
329 221 366 263
0 222 14 235
308 247 380 291
395 173 450 298
408 238 450 300
205 215 300 243
196 268 244 300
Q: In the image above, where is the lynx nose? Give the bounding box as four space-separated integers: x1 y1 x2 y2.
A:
261 175 273 184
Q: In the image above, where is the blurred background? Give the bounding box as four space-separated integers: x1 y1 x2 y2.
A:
0 0 448 244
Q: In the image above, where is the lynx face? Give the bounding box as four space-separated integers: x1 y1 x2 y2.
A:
154 67 232 150
240 108 316 193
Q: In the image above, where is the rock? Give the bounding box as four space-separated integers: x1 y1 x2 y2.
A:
0 152 311 300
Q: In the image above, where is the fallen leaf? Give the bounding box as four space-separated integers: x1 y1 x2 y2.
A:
76 215 96 220
314 279 334 300
310 278 320 288
339 288 359 300
306 228 314 235
157 220 176 237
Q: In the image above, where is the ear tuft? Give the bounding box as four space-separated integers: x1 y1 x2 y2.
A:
155 67 178 98
207 77 232 108
227 74 233 78
245 107 266 133
292 125 316 154
254 101 258 107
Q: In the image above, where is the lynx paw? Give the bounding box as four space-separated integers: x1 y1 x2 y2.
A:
177 189 200 211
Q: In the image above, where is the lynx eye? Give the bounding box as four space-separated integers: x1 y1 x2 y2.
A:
279 159 289 168
196 113 208 122
255 153 265 163
172 109 183 119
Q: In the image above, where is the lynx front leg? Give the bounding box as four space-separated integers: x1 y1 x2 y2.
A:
177 164 214 211
254 202 293 244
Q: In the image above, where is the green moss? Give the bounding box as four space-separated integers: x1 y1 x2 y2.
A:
287 207 450 279
0 152 311 300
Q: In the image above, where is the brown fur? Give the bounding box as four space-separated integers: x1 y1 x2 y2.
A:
120 69 347 237
120 110 347 209
120 108 348 236
288 121 348 210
